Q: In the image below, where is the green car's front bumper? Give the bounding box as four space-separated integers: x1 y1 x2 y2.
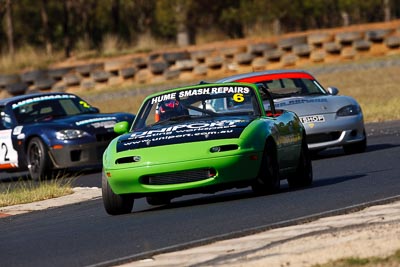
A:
103 140 264 196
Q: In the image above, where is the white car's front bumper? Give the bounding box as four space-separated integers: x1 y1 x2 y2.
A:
301 113 365 150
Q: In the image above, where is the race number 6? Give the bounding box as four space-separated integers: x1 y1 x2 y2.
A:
233 93 245 103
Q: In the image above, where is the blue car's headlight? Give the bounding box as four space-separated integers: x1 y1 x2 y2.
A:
337 105 361 116
56 129 90 140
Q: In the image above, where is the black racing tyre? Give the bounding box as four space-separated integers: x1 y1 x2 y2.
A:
287 138 313 188
343 130 367 154
278 36 307 50
90 70 111 83
162 51 190 64
149 61 168 74
102 172 134 215
27 137 52 181
146 195 171 206
251 140 280 195
385 36 400 49
5 82 28 96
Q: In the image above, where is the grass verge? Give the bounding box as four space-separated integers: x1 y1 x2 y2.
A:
316 65 400 123
0 177 74 208
314 249 400 267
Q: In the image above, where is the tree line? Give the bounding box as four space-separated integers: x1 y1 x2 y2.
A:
1 0 398 58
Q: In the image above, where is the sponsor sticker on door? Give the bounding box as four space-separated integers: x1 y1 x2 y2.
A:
300 115 325 124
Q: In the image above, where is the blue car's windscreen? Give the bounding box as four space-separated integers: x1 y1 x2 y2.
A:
12 94 97 124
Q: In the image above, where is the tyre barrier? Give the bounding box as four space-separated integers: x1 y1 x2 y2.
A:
292 44 312 57
5 82 28 95
1 22 400 97
190 49 214 63
247 42 276 56
335 31 363 45
278 35 307 51
235 53 254 65
119 67 136 79
0 74 20 88
265 49 283 61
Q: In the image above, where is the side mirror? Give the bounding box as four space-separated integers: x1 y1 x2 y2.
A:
327 87 339 95
114 121 129 134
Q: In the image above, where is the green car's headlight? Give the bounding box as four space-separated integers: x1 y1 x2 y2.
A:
56 129 90 140
337 105 361 116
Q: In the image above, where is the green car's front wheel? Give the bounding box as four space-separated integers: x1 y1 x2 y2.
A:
252 140 280 195
102 172 134 215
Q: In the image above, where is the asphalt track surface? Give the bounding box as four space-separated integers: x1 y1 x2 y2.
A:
0 120 399 267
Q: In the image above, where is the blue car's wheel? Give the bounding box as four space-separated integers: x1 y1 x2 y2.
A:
102 172 134 215
27 137 51 181
252 140 280 195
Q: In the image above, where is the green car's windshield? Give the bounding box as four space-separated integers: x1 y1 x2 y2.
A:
133 84 261 130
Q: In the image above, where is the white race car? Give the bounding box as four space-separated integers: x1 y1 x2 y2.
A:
217 70 366 154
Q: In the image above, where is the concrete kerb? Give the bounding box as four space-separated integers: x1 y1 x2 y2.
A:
118 200 400 267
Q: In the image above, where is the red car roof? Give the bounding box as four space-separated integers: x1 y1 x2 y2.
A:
235 72 315 83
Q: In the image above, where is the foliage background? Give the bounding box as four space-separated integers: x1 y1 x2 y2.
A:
1 0 399 62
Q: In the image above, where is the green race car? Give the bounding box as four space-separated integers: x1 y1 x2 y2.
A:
102 82 312 215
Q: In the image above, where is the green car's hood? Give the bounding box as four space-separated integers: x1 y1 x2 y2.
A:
116 117 254 152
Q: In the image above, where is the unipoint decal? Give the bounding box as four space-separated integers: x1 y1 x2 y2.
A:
129 120 243 139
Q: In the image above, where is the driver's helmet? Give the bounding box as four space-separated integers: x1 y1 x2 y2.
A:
155 99 188 121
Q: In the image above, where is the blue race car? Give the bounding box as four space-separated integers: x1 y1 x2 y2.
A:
0 92 134 180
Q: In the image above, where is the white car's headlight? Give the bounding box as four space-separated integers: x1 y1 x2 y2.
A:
56 129 90 140
337 105 361 116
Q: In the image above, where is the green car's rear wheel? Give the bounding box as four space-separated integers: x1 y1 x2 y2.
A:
252 140 280 195
102 172 134 215
287 137 313 188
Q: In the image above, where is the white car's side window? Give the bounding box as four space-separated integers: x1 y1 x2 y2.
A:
0 129 19 168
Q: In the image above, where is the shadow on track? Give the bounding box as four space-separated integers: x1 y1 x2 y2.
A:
132 173 367 214
311 143 399 161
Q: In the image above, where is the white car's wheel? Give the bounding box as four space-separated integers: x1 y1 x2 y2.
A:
344 130 367 154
